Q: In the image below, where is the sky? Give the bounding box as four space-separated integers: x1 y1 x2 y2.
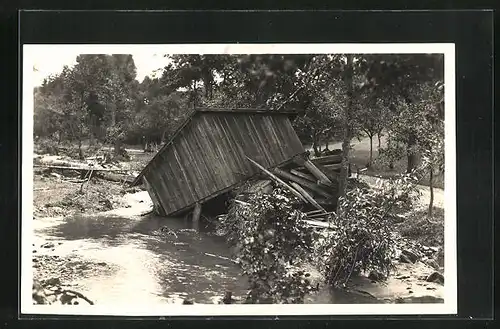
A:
32 51 172 86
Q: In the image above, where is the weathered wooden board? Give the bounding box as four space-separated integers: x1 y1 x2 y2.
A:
311 154 343 166
273 168 333 198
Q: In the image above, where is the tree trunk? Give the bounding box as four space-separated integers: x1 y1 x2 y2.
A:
338 55 354 201
428 166 434 218
312 131 321 157
387 132 394 170
78 139 84 160
110 104 116 127
377 132 382 150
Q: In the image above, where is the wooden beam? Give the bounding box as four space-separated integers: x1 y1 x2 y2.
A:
290 169 316 182
306 209 327 215
311 154 342 166
246 156 308 204
273 168 333 198
302 160 333 185
289 182 326 212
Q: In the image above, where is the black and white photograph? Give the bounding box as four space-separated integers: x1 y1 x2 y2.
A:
21 43 456 316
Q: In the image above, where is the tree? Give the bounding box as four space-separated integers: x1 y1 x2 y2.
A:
337 54 355 200
411 81 445 218
65 54 139 155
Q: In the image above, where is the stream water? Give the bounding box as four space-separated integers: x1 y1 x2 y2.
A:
33 211 381 306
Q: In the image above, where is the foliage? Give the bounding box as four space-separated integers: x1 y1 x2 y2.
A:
317 175 421 287
219 188 316 304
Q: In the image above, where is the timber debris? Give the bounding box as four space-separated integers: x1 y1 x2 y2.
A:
236 150 345 225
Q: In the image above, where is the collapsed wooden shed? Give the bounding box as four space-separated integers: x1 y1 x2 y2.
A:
131 108 306 217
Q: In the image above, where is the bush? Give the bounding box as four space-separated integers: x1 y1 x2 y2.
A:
219 188 316 304
318 174 420 287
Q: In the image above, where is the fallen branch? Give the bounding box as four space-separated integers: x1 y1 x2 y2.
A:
305 209 327 216
61 289 95 305
45 288 95 305
234 199 250 206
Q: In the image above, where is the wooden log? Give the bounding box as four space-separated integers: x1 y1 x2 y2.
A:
289 182 326 212
273 168 333 199
245 156 308 204
290 169 316 182
303 160 333 185
34 164 130 172
204 252 238 264
311 154 343 166
97 172 135 184
314 163 341 182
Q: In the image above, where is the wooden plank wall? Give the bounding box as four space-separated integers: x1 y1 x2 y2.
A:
143 112 305 216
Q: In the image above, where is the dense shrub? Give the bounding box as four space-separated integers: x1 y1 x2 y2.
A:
317 175 420 287
218 188 316 304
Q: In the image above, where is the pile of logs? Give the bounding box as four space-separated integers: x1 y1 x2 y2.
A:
245 151 346 223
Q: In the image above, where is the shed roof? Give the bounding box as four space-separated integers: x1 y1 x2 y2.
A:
131 108 303 186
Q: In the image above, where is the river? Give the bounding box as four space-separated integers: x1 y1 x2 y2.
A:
32 207 382 306
32 191 443 307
